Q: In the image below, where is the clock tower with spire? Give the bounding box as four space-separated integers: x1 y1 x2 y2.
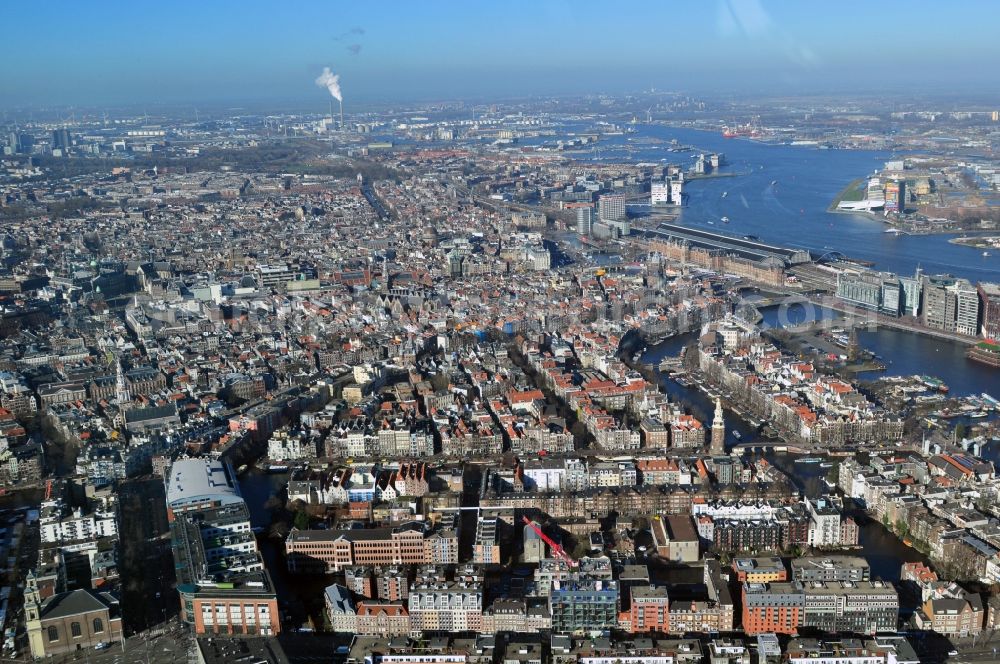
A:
710 398 725 455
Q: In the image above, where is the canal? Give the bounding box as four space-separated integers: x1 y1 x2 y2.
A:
637 333 760 449
755 302 997 397
639 331 934 584
238 468 329 629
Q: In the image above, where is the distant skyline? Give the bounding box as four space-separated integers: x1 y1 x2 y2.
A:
3 0 1000 108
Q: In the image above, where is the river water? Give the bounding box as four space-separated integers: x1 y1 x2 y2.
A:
606 124 998 401
582 124 999 284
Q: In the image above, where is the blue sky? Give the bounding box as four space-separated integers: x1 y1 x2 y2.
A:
3 0 1000 107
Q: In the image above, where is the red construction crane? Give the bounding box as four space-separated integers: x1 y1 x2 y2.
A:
522 516 578 568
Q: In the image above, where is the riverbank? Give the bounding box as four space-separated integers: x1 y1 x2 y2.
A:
949 235 1000 250
686 171 743 180
828 177 866 211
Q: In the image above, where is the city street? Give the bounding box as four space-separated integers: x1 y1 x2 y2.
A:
35 628 190 664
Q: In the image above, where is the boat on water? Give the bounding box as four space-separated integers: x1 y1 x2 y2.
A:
770 179 777 186
920 375 949 392
236 464 248 475
819 462 834 468
721 191 728 198
266 464 289 473
968 411 989 419
721 216 730 223
795 457 822 464
985 251 992 257
732 430 742 440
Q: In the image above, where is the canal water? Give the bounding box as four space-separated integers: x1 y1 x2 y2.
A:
239 467 288 529
761 452 928 583
757 301 842 329
639 332 935 583
754 302 996 397
238 468 321 627
856 328 998 398
638 333 760 448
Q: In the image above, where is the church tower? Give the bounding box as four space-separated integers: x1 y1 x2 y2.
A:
710 398 726 455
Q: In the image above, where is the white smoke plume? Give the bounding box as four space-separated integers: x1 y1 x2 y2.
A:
315 67 342 102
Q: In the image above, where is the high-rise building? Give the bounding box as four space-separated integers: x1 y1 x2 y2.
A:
670 179 684 205
953 279 980 336
836 272 883 311
628 586 670 633
922 275 979 335
650 181 671 206
979 282 1000 339
922 275 956 330
17 132 35 153
881 278 902 316
523 521 545 563
900 268 923 317
51 128 71 151
837 271 904 316
884 180 904 212
473 517 500 564
866 177 886 208
576 206 593 236
597 193 626 222
165 458 280 636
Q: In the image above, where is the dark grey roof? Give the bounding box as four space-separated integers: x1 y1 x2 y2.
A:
41 589 115 620
125 403 177 422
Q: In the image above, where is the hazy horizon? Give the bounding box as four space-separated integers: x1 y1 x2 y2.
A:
3 0 1000 108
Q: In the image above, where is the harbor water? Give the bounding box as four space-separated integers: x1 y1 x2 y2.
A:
585 124 998 284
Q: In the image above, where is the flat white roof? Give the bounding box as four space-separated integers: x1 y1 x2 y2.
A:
166 458 242 508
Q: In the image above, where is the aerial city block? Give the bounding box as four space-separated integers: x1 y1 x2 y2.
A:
1 2 1000 663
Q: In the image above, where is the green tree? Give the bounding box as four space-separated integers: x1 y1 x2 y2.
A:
955 423 968 441
293 510 310 531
